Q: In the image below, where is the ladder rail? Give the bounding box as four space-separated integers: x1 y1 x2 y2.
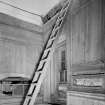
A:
23 0 71 105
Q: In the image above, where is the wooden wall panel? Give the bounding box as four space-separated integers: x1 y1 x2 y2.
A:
69 0 103 66
71 7 87 64
85 0 103 62
0 23 43 80
66 0 105 95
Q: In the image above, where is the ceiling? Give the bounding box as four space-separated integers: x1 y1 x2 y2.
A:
0 0 62 26
0 0 61 16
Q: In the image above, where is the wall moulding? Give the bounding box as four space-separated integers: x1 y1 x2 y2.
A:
69 60 105 94
0 35 43 47
69 73 105 94
71 60 105 75
73 75 105 87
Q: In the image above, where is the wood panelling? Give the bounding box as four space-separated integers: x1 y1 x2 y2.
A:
70 0 103 65
71 6 87 64
0 22 43 80
66 0 104 74
85 0 103 62
41 0 105 103
66 1 105 105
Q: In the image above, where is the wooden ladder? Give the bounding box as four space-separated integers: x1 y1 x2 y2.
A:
23 0 70 105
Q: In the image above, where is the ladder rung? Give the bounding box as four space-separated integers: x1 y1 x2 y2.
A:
42 50 50 60
27 95 32 98
33 73 41 83
58 19 63 27
46 39 54 49
54 19 63 30
37 61 46 71
50 29 59 39
27 85 36 97
32 71 42 83
54 22 61 30
27 84 36 96
33 70 42 75
58 15 64 21
61 7 68 16
58 10 66 20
